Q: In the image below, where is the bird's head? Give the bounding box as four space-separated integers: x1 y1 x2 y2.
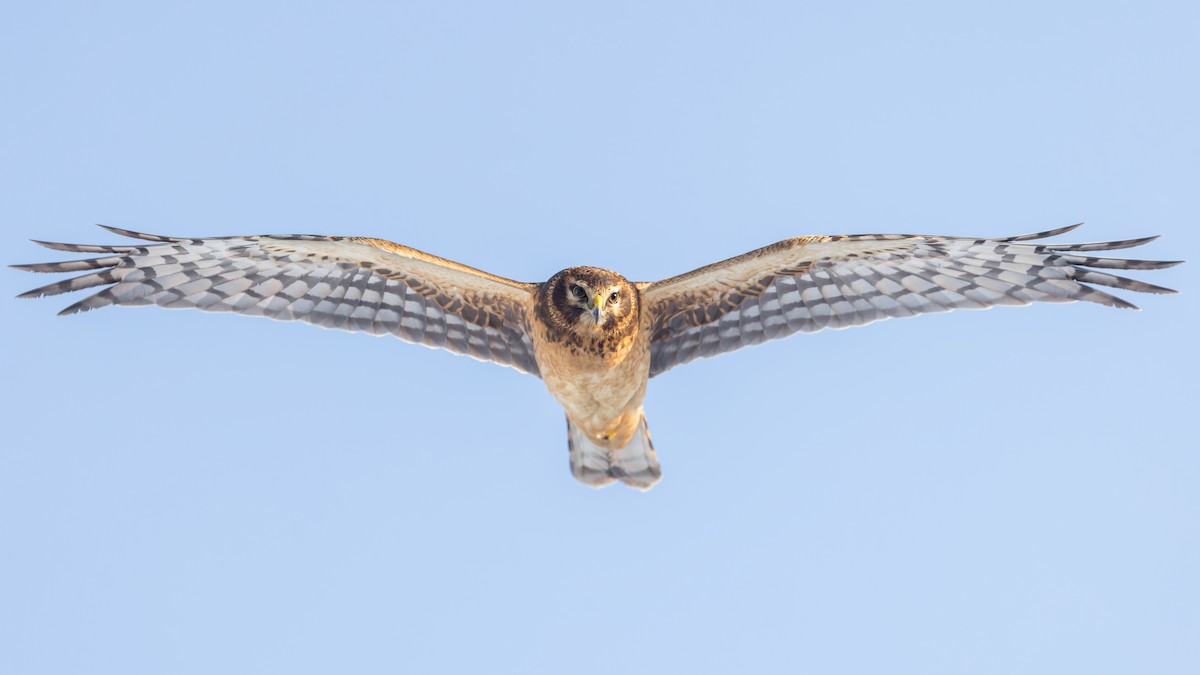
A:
543 266 639 337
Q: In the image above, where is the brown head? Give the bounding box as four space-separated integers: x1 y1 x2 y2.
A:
537 266 640 350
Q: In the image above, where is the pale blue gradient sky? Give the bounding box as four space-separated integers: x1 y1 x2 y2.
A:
1 2 1196 673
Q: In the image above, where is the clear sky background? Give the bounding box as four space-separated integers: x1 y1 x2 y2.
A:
1 2 1196 673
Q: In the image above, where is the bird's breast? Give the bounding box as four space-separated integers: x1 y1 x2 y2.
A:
531 320 651 444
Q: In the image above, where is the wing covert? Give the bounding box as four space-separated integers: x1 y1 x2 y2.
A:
14 226 542 375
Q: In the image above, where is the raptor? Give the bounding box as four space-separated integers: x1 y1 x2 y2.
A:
14 224 1180 490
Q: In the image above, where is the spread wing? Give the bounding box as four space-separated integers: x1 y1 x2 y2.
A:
14 225 542 375
641 224 1181 377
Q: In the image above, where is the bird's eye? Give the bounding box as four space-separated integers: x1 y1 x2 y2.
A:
608 291 619 303
570 284 586 300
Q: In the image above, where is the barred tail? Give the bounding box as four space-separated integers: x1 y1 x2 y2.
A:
567 412 662 491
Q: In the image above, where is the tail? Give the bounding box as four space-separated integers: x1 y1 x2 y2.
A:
567 412 662 491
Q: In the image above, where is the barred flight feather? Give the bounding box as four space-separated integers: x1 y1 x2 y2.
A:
643 224 1180 376
15 225 542 375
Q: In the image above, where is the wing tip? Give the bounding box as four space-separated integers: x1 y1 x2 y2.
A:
95 224 182 242
1111 235 1160 248
1008 226 1172 254
1144 259 1185 269
30 239 72 251
1006 223 1085 241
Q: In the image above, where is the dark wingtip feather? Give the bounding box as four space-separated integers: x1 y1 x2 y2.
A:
1069 283 1143 310
29 239 140 253
31 239 81 251
96 224 183 242
1005 223 1084 241
1053 236 1162 252
15 270 120 300
1064 256 1183 271
10 257 121 273
1074 270 1178 295
54 288 117 316
1103 294 1140 310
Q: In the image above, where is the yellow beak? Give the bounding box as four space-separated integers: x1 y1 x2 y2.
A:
589 292 603 323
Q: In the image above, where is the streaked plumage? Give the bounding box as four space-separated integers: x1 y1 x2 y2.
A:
14 224 1181 490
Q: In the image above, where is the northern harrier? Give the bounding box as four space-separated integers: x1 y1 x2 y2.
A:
14 224 1180 490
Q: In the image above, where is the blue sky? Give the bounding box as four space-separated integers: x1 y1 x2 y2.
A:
1 1 1196 673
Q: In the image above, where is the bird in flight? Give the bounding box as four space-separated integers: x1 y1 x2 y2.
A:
14 224 1179 490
